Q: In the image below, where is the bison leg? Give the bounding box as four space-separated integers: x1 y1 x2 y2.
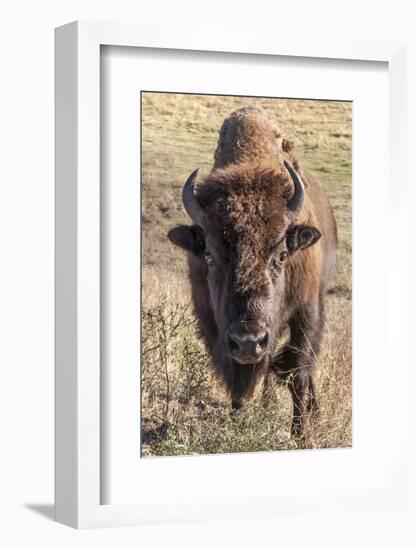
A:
229 361 265 411
230 376 246 411
307 375 320 421
231 398 243 411
288 369 321 440
278 304 323 440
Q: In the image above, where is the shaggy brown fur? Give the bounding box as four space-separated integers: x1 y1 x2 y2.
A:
168 105 337 440
214 105 305 178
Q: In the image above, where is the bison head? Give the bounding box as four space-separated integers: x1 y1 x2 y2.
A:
168 160 321 367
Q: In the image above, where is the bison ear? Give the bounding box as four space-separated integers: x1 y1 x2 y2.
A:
286 225 321 254
167 225 205 256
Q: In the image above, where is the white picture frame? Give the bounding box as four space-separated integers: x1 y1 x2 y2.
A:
55 21 407 529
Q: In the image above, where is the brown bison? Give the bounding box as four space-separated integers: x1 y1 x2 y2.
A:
168 105 337 439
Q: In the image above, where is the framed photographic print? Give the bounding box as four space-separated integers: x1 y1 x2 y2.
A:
55 21 408 528
140 91 352 457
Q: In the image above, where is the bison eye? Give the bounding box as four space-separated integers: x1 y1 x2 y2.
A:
279 251 289 262
204 252 214 266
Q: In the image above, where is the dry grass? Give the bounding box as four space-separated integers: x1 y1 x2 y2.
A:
141 92 352 456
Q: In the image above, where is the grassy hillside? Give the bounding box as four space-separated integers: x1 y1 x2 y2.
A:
141 92 352 456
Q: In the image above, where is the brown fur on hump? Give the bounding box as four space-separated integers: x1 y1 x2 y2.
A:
213 105 304 176
196 161 295 294
214 105 281 168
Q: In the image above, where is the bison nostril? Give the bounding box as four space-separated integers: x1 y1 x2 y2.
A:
257 332 268 348
228 334 240 352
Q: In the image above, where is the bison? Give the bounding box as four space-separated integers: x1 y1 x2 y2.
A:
168 105 337 439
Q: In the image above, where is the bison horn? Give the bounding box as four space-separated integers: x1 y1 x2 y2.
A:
182 169 206 227
284 160 305 214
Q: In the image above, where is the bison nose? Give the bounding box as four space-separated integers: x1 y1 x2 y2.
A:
226 325 269 365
